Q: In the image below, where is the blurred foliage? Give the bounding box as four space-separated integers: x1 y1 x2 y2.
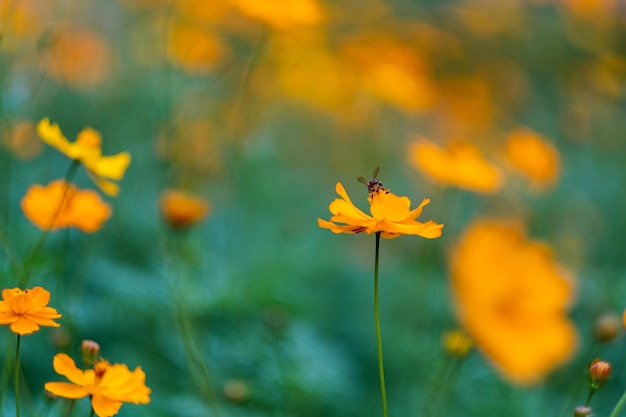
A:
1 0 626 416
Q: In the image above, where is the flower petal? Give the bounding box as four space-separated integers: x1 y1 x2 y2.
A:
52 353 88 386
405 198 430 221
383 220 444 238
45 382 89 399
36 118 76 158
370 192 411 222
10 316 41 335
91 394 123 417
88 152 131 181
23 286 51 313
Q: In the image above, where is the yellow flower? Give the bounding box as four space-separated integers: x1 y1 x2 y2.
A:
505 127 560 187
407 138 504 193
21 180 112 233
159 189 210 229
0 286 61 335
451 220 577 384
318 182 443 239
37 118 131 196
45 353 151 417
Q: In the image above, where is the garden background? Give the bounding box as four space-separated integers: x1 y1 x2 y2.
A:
1 0 626 416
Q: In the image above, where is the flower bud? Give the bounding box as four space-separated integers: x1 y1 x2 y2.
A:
594 313 620 342
442 330 473 358
81 340 100 366
573 405 593 417
589 359 611 390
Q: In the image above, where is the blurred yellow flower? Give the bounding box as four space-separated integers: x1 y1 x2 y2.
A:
159 189 210 229
318 182 443 239
37 118 131 196
45 353 151 417
505 127 560 187
21 180 112 233
451 220 577 384
230 0 323 29
0 286 61 335
407 138 504 193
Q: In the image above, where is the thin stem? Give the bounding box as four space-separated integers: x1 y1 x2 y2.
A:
609 388 626 417
62 399 75 417
14 334 21 417
21 160 79 286
374 232 388 417
585 388 594 407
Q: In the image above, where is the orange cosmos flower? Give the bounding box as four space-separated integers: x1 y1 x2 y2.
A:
0 286 61 335
407 138 504 193
159 189 210 229
37 118 131 196
230 0 323 30
505 127 560 187
21 180 112 233
318 182 443 239
450 219 577 385
45 353 151 417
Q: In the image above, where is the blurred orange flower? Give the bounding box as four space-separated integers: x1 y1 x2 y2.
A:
230 0 323 29
505 127 560 187
40 27 113 89
344 37 435 113
37 118 131 196
167 20 226 73
407 138 504 193
2 120 43 160
318 182 443 239
21 180 112 233
451 220 577 384
159 189 210 229
0 286 61 335
45 353 151 417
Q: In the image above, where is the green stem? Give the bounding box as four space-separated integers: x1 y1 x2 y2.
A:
609 388 626 417
21 160 79 286
585 388 595 407
14 334 21 417
374 232 388 417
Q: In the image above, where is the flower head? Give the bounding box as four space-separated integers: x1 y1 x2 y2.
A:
37 118 131 196
45 353 151 417
159 189 210 229
0 286 61 335
451 219 577 384
505 127 560 187
318 182 443 239
588 359 611 390
407 137 504 193
21 180 112 233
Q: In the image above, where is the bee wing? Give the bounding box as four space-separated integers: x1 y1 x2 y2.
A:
372 166 380 178
357 176 368 185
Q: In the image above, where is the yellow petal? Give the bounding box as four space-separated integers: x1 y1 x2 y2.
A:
36 118 76 158
370 192 411 222
52 353 88 386
87 152 131 181
45 382 89 399
91 394 124 417
87 172 120 196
